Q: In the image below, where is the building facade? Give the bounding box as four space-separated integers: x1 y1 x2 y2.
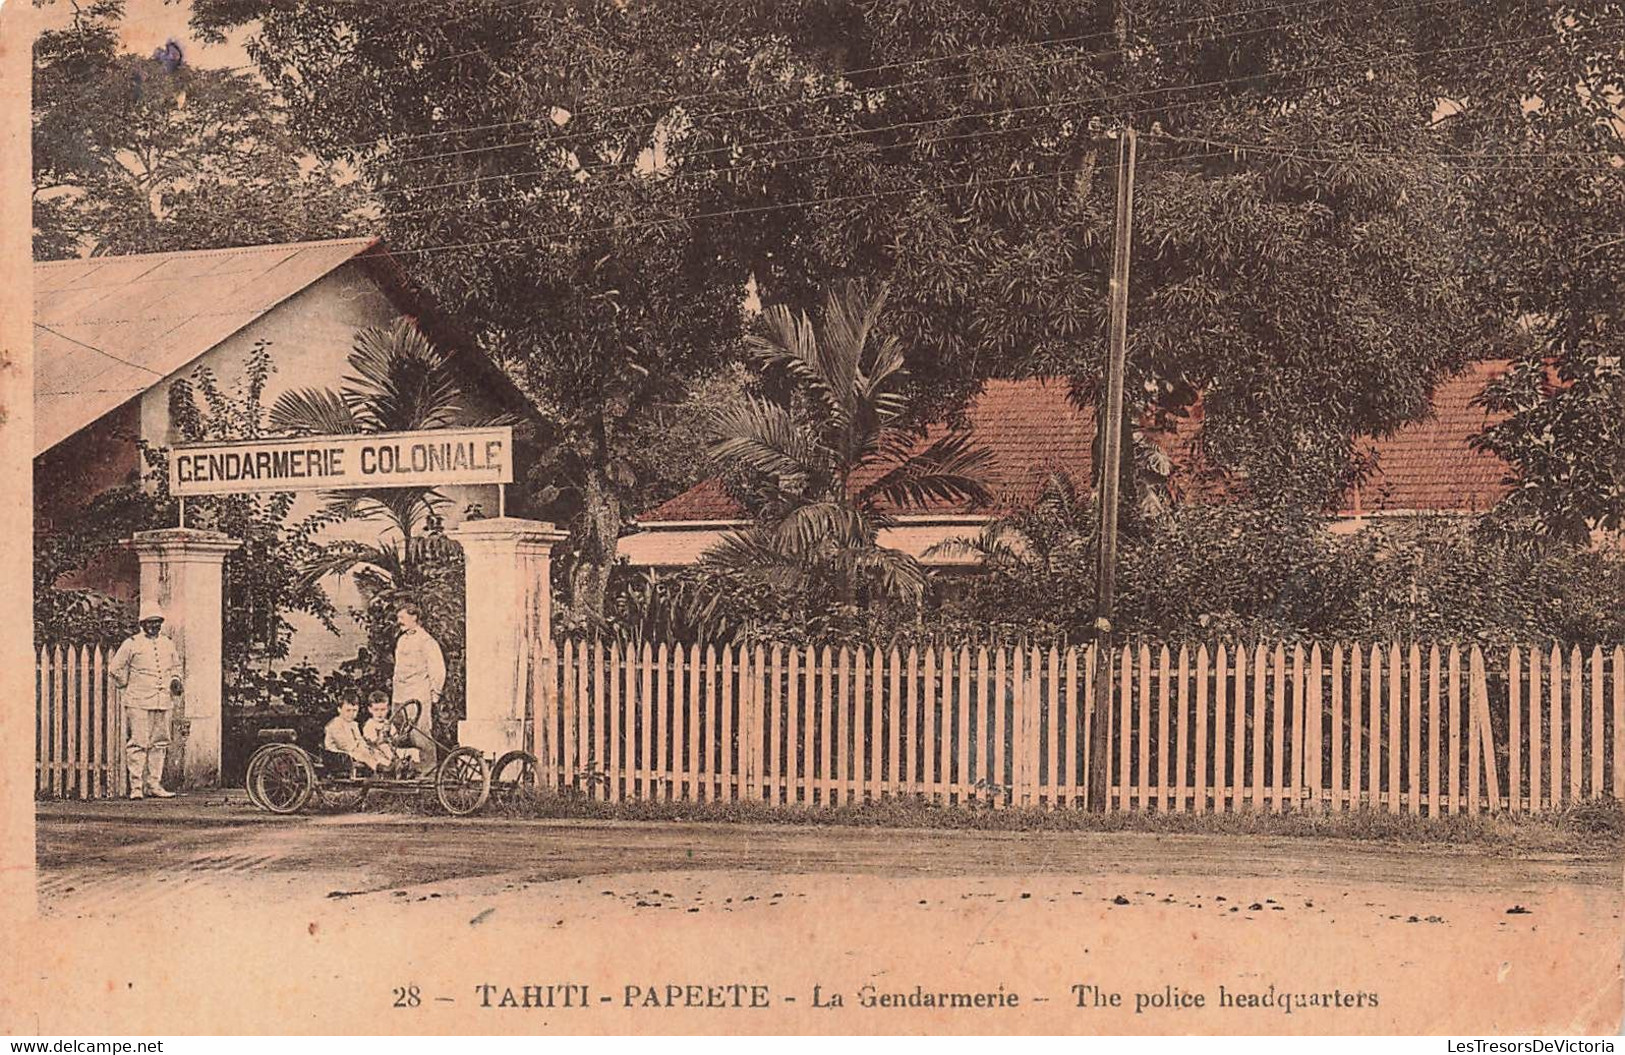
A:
33 237 535 670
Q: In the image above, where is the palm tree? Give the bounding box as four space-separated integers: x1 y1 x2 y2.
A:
268 316 490 591
925 471 1093 580
701 281 992 608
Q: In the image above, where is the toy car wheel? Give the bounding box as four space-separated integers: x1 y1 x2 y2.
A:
435 746 491 816
491 750 541 807
318 781 369 812
252 744 316 814
242 744 280 810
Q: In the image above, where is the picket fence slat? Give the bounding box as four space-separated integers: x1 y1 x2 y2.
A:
1488 650 1495 816
1566 646 1580 803
1407 645 1421 816
1548 645 1562 810
1330 645 1345 810
1271 644 1286 814
1589 646 1604 800
1530 648 1544 812
1218 645 1233 812
1307 644 1324 811
1291 645 1306 812
1614 647 1625 804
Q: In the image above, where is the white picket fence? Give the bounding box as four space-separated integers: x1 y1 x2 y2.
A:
35 638 1625 813
35 644 127 799
534 639 1625 814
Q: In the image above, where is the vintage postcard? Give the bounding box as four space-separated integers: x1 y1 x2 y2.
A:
2 0 1622 1037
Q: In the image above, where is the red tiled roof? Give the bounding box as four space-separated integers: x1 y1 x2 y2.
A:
646 477 746 521
642 379 1098 521
641 369 1513 522
1349 359 1511 515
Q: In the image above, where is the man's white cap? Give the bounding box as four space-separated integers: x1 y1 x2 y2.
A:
138 601 165 622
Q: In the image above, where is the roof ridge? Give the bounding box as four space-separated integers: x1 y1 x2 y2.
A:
34 236 379 268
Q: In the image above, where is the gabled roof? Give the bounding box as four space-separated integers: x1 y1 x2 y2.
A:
639 368 1514 523
34 237 381 455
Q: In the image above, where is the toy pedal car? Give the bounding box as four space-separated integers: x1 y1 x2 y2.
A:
241 700 535 816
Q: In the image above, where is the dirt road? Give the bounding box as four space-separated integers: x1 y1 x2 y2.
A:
13 799 1624 1034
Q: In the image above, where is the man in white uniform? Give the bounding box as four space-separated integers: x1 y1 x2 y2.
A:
108 602 183 799
392 602 446 767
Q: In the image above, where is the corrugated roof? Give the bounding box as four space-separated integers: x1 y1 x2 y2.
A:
33 237 380 455
640 369 1514 522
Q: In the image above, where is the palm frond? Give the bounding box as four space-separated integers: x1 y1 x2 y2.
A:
924 523 1035 573
865 356 910 425
814 283 882 421
857 430 994 512
344 318 465 432
706 396 817 489
1032 472 1085 521
699 529 812 591
746 305 842 424
772 500 872 557
293 541 402 594
845 544 927 604
269 387 359 437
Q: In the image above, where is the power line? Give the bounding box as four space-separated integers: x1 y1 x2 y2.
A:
377 79 1611 227
375 26 1564 202
1154 129 1619 163
303 141 1522 260
315 0 1466 158
387 0 1474 169
29 146 1245 328
36 136 1602 330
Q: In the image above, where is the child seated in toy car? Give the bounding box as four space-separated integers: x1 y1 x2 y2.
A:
361 690 422 776
323 691 392 774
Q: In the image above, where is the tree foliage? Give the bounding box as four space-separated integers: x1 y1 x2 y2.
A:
1441 3 1625 542
938 496 1625 649
32 0 369 259
163 346 341 674
269 317 481 550
184 0 1620 604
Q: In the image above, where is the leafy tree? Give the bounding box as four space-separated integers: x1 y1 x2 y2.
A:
1474 348 1625 544
1434 2 1625 543
939 497 1625 648
32 0 368 259
185 0 1588 592
189 0 868 616
33 482 161 645
701 282 991 608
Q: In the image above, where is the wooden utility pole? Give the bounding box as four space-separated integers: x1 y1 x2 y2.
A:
1087 125 1137 812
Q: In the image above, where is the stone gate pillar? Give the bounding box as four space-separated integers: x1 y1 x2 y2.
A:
450 517 568 758
128 528 242 788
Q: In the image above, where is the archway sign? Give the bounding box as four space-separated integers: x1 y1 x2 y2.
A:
141 425 564 786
